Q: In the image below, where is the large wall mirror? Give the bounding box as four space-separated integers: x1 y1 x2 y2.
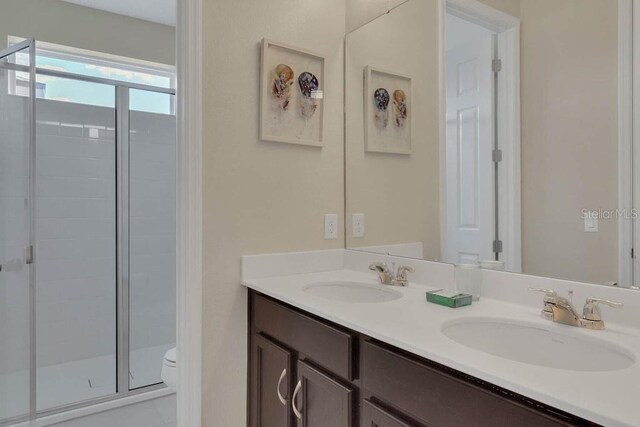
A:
345 0 634 288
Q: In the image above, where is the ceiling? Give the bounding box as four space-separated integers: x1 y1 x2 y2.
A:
61 0 176 26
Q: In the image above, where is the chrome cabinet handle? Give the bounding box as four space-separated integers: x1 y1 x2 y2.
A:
292 380 303 419
276 368 287 406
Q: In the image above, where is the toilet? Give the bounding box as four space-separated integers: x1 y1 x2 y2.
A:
161 347 176 389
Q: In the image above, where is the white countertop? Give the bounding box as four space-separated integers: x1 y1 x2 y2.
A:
242 268 640 427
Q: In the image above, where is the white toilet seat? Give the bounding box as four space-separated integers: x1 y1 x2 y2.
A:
161 347 177 389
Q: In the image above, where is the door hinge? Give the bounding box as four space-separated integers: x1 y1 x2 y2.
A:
492 149 503 163
493 240 503 254
24 245 34 265
492 58 502 73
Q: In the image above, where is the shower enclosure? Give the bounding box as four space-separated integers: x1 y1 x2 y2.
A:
0 39 176 425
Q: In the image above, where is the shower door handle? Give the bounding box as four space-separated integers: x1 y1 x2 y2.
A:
24 245 33 265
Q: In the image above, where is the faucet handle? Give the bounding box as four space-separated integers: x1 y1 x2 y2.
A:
396 265 415 278
528 288 558 302
582 297 623 321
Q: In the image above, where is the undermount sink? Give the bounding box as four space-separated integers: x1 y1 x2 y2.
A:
442 318 635 372
303 281 402 303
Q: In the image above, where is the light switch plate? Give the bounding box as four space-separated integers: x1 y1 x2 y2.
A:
352 213 365 237
324 214 338 240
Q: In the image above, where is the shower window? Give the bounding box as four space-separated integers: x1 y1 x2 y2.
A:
7 37 174 114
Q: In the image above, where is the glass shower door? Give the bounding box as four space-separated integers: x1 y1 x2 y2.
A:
128 89 176 389
35 79 117 410
0 41 35 424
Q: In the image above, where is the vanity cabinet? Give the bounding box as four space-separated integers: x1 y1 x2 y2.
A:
248 291 598 427
295 360 354 426
250 334 293 427
250 292 357 426
361 340 571 427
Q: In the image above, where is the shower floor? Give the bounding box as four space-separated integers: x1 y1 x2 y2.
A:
0 343 173 421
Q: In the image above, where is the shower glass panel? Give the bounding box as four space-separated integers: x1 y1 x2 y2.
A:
35 80 117 410
128 89 176 389
0 43 34 425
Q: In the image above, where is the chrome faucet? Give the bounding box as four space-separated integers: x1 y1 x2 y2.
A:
369 262 415 287
369 262 393 285
529 288 623 330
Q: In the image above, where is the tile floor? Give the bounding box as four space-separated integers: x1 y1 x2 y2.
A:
50 394 176 427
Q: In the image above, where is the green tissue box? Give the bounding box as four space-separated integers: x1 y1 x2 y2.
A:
426 289 473 308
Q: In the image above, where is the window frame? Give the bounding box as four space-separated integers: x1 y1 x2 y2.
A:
7 36 176 114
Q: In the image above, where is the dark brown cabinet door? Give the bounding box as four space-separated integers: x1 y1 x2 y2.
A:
250 333 293 427
293 360 354 427
361 400 418 427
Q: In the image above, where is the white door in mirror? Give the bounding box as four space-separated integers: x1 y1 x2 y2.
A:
444 33 495 264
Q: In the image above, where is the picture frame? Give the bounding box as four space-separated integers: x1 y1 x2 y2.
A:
260 38 325 147
364 66 412 154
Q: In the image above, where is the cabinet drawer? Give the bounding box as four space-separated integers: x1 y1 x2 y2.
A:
362 399 422 427
252 293 355 380
362 340 573 427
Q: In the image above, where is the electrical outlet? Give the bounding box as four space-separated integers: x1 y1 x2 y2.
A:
352 213 365 237
584 215 599 233
324 214 338 240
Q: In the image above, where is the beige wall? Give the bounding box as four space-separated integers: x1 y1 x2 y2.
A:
202 0 346 424
346 0 407 33
345 0 441 260
478 0 521 18
519 0 618 283
1 0 175 65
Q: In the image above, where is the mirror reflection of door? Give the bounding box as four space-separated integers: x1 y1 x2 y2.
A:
444 14 495 265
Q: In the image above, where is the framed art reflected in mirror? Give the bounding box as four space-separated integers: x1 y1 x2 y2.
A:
364 66 412 154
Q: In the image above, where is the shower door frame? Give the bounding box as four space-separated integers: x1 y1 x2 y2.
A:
0 39 177 426
0 37 37 427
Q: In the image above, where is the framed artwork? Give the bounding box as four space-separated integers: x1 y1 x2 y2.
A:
260 38 325 147
364 66 412 154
